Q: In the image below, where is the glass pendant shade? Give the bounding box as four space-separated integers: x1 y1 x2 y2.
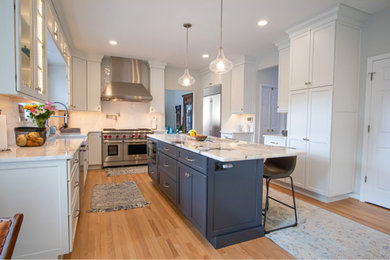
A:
178 68 195 87
209 48 233 74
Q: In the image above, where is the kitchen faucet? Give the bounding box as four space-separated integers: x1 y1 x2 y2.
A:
51 102 69 129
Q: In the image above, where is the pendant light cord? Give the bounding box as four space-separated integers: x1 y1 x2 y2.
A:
220 0 223 49
186 26 189 69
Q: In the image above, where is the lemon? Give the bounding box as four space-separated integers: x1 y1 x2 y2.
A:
188 129 198 137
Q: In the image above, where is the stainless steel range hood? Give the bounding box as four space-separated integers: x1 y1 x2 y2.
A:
101 56 152 102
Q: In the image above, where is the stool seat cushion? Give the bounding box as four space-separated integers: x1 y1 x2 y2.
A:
0 219 12 255
264 162 292 179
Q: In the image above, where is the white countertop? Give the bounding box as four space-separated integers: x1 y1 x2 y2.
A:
220 131 254 134
263 134 287 138
0 137 86 163
148 134 302 162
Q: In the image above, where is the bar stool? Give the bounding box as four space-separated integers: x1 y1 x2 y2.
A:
0 214 23 259
263 156 297 234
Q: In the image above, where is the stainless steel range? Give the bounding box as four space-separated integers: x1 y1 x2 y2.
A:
102 128 153 167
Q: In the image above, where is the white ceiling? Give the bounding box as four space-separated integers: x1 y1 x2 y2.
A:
55 0 390 70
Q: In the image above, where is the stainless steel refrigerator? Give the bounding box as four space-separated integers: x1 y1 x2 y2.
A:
203 85 221 137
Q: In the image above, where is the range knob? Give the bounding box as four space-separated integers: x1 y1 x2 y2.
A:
138 134 141 138
145 134 148 138
108 135 112 139
104 135 107 139
132 134 135 138
116 135 119 139
123 135 126 138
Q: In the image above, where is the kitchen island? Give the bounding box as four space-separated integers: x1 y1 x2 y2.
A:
147 134 301 248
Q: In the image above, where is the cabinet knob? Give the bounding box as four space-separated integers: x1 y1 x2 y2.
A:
185 172 191 178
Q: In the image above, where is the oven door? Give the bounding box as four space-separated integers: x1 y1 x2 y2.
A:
123 140 148 161
103 140 123 163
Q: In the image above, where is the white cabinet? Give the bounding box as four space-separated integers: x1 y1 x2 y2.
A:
0 0 47 101
263 135 287 147
148 61 166 113
289 22 335 90
231 57 256 114
285 5 367 199
88 132 102 166
275 39 290 112
0 152 81 258
87 61 101 111
71 56 87 111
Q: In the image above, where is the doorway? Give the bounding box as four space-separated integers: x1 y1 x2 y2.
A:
164 90 192 133
362 54 390 209
259 85 287 143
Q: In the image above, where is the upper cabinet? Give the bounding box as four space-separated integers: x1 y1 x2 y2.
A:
0 0 47 101
289 22 335 90
231 56 256 114
87 60 101 112
275 39 290 113
149 61 166 113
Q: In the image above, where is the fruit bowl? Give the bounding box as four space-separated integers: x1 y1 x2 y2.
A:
195 135 207 141
14 127 47 147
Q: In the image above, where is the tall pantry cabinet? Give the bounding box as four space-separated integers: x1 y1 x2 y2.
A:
286 4 367 199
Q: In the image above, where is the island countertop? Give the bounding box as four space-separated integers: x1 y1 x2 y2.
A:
0 137 86 163
148 134 302 162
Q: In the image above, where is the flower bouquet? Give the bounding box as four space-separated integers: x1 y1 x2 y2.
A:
14 102 56 147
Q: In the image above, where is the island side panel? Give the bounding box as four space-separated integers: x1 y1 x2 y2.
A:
207 158 264 248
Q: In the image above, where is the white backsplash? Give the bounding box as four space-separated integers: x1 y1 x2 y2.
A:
69 101 158 132
0 95 24 146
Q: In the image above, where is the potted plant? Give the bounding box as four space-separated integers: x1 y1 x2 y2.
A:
14 102 56 147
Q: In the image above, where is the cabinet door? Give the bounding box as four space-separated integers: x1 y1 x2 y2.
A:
287 138 307 188
189 169 207 236
310 22 335 88
290 31 310 90
287 90 308 140
88 133 102 165
305 87 332 195
277 47 290 112
71 57 87 111
231 64 244 113
178 163 191 217
87 61 101 112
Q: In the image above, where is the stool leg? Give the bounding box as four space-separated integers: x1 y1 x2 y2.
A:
290 176 298 226
263 178 271 228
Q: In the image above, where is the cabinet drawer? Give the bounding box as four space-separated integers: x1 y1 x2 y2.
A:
68 169 80 215
264 137 287 147
158 152 177 181
69 188 80 251
158 142 177 158
178 149 207 173
159 171 177 204
148 163 159 183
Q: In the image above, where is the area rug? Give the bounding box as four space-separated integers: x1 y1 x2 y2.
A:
105 165 148 177
87 181 150 213
264 187 390 259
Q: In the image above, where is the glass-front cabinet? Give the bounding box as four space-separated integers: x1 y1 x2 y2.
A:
16 0 47 100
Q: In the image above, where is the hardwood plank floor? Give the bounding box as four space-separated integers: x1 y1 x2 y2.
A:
64 169 390 259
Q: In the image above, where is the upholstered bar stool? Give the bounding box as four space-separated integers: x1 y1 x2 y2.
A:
0 214 23 259
263 156 297 234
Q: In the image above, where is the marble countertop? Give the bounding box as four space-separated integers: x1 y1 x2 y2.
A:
0 137 86 163
148 134 302 162
220 131 254 134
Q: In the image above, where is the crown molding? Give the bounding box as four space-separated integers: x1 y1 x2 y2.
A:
148 61 167 69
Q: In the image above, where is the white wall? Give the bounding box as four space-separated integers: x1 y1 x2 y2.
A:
355 7 390 195
48 64 68 105
165 67 203 133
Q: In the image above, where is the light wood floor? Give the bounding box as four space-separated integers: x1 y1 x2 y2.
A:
64 169 390 259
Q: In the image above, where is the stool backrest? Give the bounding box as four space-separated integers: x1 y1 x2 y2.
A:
266 156 297 176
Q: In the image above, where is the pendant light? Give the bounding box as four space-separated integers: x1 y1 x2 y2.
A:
178 23 195 87
209 0 232 74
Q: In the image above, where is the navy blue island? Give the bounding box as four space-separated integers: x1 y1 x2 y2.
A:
147 134 300 249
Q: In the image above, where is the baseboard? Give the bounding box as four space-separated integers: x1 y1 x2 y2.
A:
272 180 350 203
348 192 360 200
88 165 102 170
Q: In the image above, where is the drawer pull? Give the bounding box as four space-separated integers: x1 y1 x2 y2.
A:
162 183 169 188
270 141 278 144
163 147 170 151
74 181 80 189
185 156 195 162
163 164 169 168
217 163 234 170
185 172 191 178
74 159 79 164
73 209 80 218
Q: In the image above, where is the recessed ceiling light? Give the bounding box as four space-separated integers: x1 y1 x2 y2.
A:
202 54 209 59
109 40 118 45
257 20 268 26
